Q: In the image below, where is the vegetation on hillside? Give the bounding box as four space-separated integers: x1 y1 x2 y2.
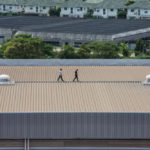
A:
0 34 150 59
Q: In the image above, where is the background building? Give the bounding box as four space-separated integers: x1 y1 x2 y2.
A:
0 0 150 19
0 16 150 48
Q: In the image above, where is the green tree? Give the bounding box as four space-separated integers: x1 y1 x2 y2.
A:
43 44 55 58
135 39 148 56
77 43 91 58
120 42 130 57
49 7 61 17
57 44 79 59
0 45 4 58
117 10 127 19
88 42 120 58
1 34 54 59
84 9 94 18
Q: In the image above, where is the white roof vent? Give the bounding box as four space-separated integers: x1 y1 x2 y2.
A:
0 74 15 85
143 75 150 85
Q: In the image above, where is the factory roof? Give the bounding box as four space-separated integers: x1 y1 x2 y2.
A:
0 16 150 36
0 63 150 113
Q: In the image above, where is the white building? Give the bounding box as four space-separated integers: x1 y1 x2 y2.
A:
60 7 88 18
0 0 150 19
127 9 141 19
126 0 150 19
127 9 150 19
60 0 90 18
0 0 63 15
93 0 127 19
0 4 22 13
23 5 50 16
93 8 118 18
140 9 150 19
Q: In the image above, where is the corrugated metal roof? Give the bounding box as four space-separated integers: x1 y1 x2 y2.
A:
0 66 149 81
1 17 150 38
0 66 150 113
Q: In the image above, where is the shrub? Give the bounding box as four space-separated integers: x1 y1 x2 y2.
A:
84 9 94 18
49 7 61 17
57 44 79 59
117 10 127 19
134 39 149 56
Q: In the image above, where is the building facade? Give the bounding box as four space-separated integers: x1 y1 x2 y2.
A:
93 8 118 18
60 7 88 18
0 0 150 19
60 0 90 18
23 5 50 15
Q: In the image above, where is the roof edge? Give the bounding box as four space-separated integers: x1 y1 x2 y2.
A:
0 59 150 66
1 112 150 114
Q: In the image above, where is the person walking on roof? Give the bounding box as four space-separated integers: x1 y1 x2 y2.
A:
57 68 64 82
73 69 79 82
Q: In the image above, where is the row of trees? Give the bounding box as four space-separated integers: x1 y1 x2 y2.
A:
0 34 150 59
0 34 54 59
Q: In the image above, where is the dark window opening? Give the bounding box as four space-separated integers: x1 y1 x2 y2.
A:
103 9 106 15
45 41 60 47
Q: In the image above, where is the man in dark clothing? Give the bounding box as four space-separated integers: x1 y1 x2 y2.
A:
73 69 79 82
57 68 64 82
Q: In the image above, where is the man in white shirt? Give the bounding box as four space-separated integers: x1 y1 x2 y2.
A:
57 68 64 82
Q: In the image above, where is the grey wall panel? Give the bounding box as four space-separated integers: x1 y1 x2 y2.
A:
0 113 150 139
